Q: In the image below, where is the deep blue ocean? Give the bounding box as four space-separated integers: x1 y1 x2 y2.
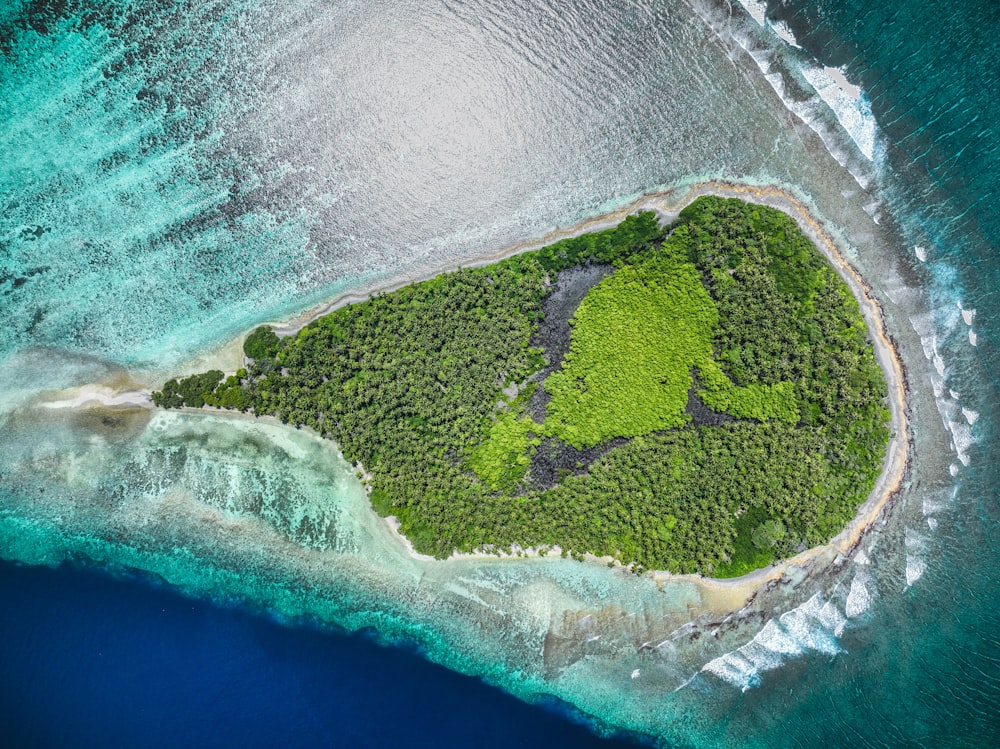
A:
0 561 643 748
2 0 999 747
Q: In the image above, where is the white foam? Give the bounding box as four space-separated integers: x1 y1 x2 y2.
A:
927 517 938 531
949 389 960 400
862 199 882 220
714 11 876 188
946 419 974 466
969 330 978 346
630 668 640 679
701 594 846 690
800 65 877 161
845 571 873 618
853 548 870 565
666 621 698 642
962 408 979 425
754 620 806 657
784 597 844 649
770 19 801 48
809 596 848 638
931 375 945 398
917 331 937 361
909 313 933 338
934 388 959 422
922 498 947 516
905 529 929 587
905 555 927 587
910 310 963 368
914 246 927 262
736 642 787 681
949 462 960 477
702 652 762 692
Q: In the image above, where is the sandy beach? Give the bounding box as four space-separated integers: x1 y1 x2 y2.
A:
39 383 152 410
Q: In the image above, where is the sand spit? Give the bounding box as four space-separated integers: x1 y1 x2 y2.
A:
40 383 152 409
825 66 862 101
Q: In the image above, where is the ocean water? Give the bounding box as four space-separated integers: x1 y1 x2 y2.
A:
1 0 998 746
0 561 644 749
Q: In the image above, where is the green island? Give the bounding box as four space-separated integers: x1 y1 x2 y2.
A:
153 197 891 577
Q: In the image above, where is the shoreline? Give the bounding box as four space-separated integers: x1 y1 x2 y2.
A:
651 182 911 602
49 180 910 609
266 187 685 338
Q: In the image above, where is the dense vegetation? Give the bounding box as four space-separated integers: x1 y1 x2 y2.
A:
153 199 890 577
542 244 797 448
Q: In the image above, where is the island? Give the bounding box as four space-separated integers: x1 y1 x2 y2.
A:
152 195 891 578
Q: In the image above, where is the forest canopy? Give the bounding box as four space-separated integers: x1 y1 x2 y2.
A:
152 199 890 577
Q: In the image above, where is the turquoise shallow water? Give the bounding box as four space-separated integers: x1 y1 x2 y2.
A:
1 0 998 745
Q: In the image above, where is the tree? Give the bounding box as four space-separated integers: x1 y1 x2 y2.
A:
243 326 281 361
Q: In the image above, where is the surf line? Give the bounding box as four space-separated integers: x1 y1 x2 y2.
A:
648 181 910 602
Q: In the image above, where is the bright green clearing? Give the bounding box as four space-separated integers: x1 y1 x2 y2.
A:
468 409 541 492
542 248 797 449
